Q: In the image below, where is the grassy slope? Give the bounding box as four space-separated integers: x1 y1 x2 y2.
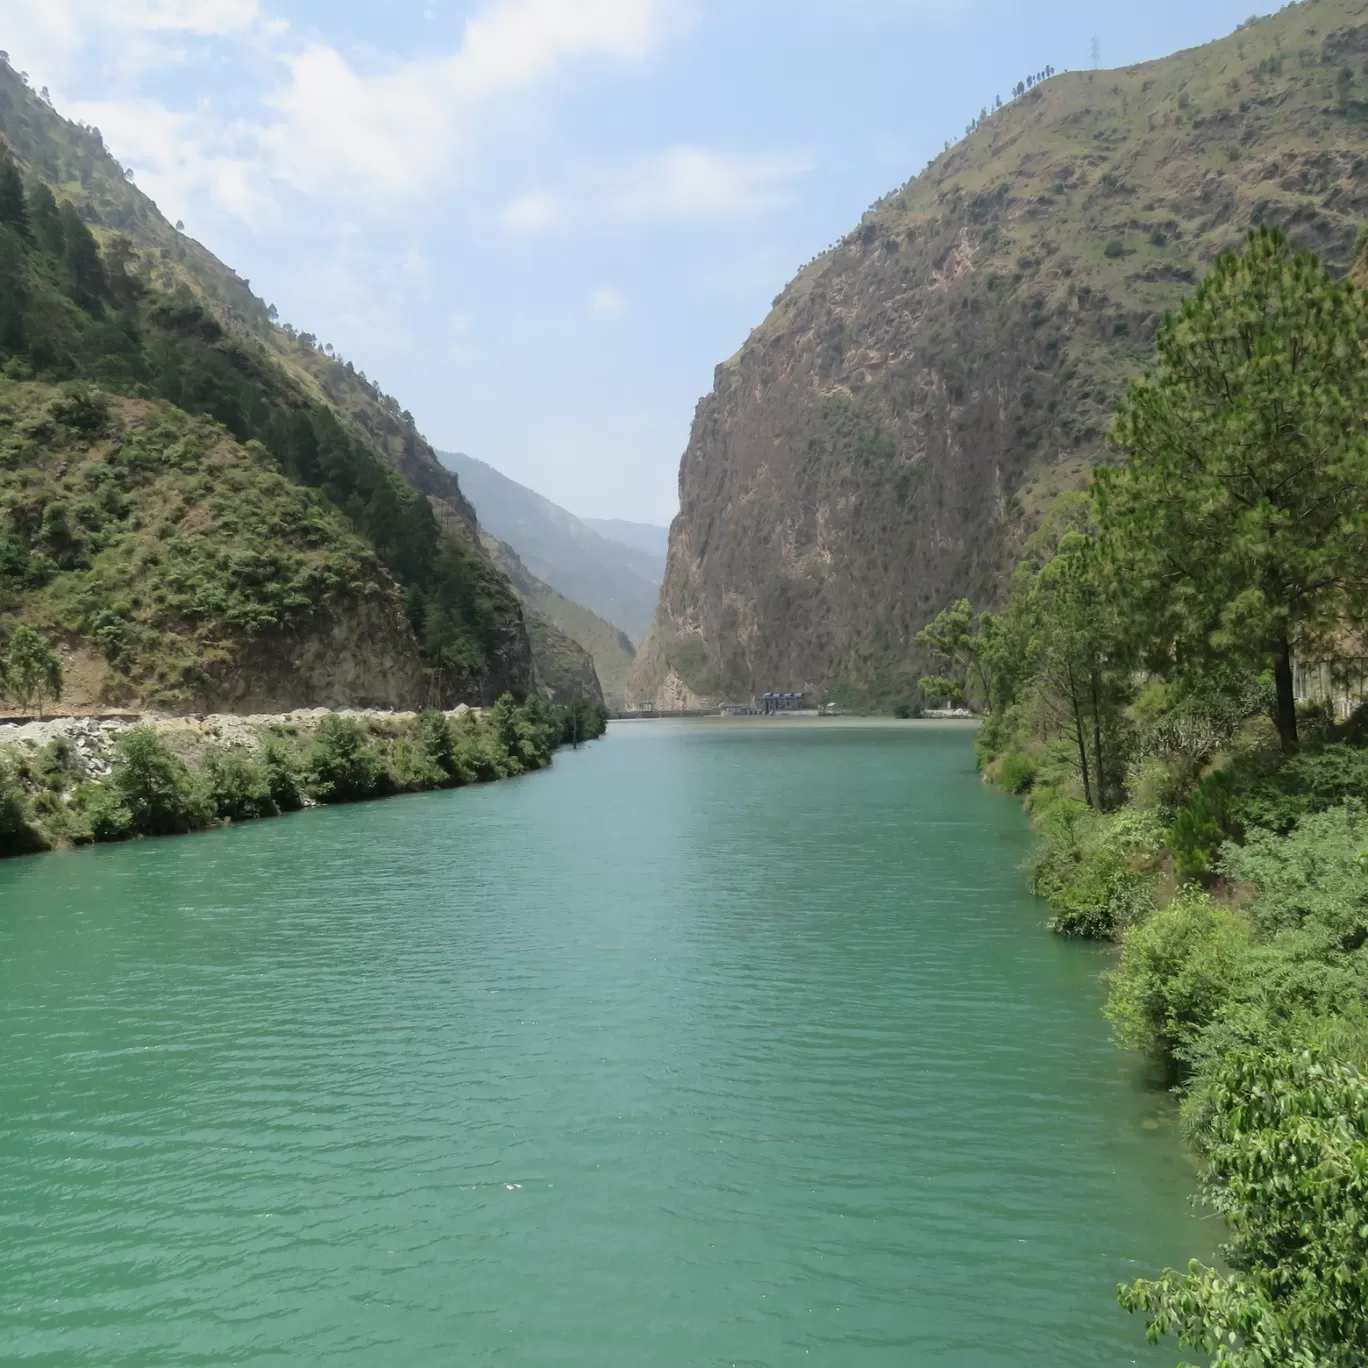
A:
0 61 532 702
0 383 419 710
640 0 1368 705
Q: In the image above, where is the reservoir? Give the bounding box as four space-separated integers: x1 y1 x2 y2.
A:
0 721 1194 1365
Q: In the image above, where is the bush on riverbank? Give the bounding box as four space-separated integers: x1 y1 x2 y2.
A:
0 694 608 855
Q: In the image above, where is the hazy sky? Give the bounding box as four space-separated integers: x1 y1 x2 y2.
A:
3 0 1260 523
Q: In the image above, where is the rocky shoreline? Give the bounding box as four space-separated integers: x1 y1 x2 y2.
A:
0 707 479 781
0 699 602 860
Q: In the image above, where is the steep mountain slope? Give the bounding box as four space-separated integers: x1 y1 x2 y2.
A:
632 0 1368 709
0 61 534 708
582 519 670 566
1 384 423 711
479 536 611 708
441 451 663 645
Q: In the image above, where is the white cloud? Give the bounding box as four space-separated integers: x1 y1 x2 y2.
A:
258 0 675 200
61 95 271 225
498 146 811 241
449 0 673 102
590 286 626 317
0 0 261 85
2 0 678 216
610 147 811 221
501 189 569 236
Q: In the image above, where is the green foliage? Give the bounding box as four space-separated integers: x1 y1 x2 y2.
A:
1 697 597 859
1030 802 1164 937
1106 888 1254 1064
416 709 461 786
4 623 62 714
204 746 278 822
1169 769 1239 883
998 751 1038 794
306 715 387 804
917 673 964 706
916 599 994 710
1233 742 1368 834
557 696 609 747
1102 227 1368 753
1119 1048 1368 1367
76 781 132 843
0 752 43 856
1220 806 1368 944
106 726 213 837
260 739 304 813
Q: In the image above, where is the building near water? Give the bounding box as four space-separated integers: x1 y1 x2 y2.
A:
760 691 807 715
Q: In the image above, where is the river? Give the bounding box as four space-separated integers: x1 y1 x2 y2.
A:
0 720 1196 1366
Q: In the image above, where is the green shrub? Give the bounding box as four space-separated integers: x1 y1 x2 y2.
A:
1233 741 1368 834
204 746 278 822
416 710 461 786
385 735 444 792
1120 1047 1368 1366
1220 805 1368 942
1039 806 1164 937
108 728 214 836
260 739 304 813
1106 887 1254 1067
999 751 1038 795
0 753 43 856
492 693 549 773
557 698 609 745
75 782 134 843
450 712 514 782
1167 768 1238 883
307 715 387 803
36 736 82 791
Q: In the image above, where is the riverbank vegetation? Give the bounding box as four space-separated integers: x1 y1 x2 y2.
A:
920 228 1368 1365
0 696 608 858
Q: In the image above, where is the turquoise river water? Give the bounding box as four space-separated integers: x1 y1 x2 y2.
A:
0 720 1198 1366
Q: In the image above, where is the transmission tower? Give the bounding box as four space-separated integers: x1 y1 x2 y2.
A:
1090 36 1102 69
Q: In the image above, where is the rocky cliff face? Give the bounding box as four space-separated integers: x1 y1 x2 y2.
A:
632 0 1368 708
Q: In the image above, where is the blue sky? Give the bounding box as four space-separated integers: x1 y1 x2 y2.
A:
2 0 1262 523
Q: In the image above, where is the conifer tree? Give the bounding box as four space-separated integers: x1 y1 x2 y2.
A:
1101 227 1368 753
0 153 28 237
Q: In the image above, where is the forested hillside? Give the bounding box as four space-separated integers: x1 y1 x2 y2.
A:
633 0 1368 709
0 60 533 711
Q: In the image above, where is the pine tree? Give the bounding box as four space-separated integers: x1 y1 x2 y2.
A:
0 153 29 237
1101 227 1368 753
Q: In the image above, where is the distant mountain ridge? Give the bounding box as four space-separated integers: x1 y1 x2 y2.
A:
438 452 665 647
479 536 634 710
582 519 669 565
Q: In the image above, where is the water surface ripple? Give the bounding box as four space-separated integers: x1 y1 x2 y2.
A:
0 721 1194 1365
